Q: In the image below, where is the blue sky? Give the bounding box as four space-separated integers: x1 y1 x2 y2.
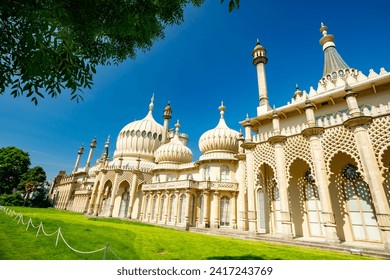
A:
1 0 389 181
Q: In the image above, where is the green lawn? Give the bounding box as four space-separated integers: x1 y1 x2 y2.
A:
0 206 375 260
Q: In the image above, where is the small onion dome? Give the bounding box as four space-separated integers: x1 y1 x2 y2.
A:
198 102 239 155
154 121 192 164
114 95 164 162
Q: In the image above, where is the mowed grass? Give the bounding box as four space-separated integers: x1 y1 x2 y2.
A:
0 206 375 260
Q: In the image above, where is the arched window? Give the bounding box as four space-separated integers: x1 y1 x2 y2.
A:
220 196 230 227
220 165 230 182
179 194 186 224
342 164 381 241
119 190 130 218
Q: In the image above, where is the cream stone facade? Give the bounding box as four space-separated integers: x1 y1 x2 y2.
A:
50 24 390 252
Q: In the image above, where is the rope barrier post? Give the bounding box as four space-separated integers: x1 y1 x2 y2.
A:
26 218 31 230
103 243 109 260
56 228 61 247
36 223 42 238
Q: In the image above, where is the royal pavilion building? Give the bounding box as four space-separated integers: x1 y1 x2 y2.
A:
50 24 390 253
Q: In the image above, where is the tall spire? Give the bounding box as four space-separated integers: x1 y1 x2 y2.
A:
319 23 358 85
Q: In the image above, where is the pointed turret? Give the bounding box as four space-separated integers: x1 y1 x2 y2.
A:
319 23 358 86
98 136 110 164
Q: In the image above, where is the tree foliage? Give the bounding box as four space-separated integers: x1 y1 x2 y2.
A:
0 147 50 207
221 0 240 12
0 0 240 104
0 146 31 194
0 0 205 104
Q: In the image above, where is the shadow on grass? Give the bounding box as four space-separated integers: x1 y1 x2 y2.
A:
207 255 281 260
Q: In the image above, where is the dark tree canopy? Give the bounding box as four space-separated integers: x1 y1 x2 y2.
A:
0 0 239 104
0 146 31 194
0 0 204 103
18 166 47 192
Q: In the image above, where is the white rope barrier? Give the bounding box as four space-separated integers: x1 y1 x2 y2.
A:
0 205 121 259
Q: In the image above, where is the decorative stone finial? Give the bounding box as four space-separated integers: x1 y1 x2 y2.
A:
175 120 180 134
149 94 155 111
218 101 226 119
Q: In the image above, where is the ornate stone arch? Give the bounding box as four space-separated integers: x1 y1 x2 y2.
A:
322 125 362 178
284 135 313 180
253 142 277 178
368 115 390 171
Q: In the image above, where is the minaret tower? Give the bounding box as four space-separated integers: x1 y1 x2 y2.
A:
252 39 271 116
73 144 84 174
162 101 172 143
85 137 97 171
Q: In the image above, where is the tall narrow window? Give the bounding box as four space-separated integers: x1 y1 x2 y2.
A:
199 195 204 225
144 195 150 219
257 189 267 233
304 169 324 237
220 196 230 227
220 165 230 182
151 195 157 220
272 186 282 233
159 195 166 222
203 166 210 180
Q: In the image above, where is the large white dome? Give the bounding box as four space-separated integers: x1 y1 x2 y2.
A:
198 103 239 155
114 98 164 162
155 121 192 164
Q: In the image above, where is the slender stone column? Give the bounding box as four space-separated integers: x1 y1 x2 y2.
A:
174 191 180 225
93 177 107 216
140 192 148 221
344 88 390 251
269 111 293 239
212 191 220 228
88 173 102 214
236 132 248 231
231 193 237 229
127 172 139 219
185 191 191 227
108 170 121 217
155 192 161 222
302 100 339 244
203 190 210 227
243 147 257 233
242 118 257 233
